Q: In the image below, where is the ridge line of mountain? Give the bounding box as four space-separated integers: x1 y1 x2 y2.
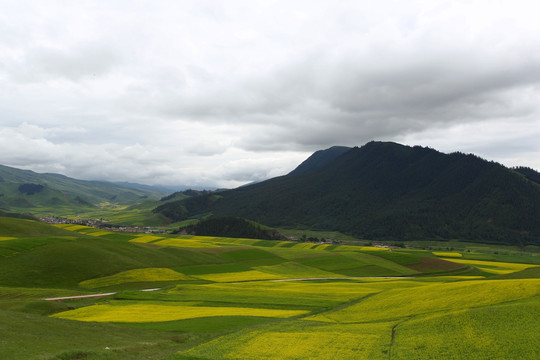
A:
154 141 540 245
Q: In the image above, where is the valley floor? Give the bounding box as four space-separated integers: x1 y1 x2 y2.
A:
1 219 539 359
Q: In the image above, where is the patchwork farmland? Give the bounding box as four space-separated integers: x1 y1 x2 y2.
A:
1 217 539 359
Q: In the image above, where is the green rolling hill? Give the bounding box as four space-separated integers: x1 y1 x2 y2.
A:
0 164 168 214
1 215 538 360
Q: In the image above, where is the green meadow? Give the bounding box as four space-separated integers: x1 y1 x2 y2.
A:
1 217 539 359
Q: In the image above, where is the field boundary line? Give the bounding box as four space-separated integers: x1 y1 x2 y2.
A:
301 291 382 322
43 288 162 301
43 292 117 301
388 316 415 360
270 276 410 282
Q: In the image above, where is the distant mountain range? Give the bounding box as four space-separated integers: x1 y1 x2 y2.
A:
0 164 168 211
155 141 540 245
2 141 539 245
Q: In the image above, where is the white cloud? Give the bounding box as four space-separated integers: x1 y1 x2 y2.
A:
13 43 122 82
1 0 540 187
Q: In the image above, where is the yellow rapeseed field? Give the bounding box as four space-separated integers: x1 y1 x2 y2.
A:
292 243 319 249
307 279 540 323
391 298 540 360
180 321 394 360
195 270 282 282
359 246 390 251
432 251 462 258
168 280 383 306
129 235 164 243
180 235 219 241
79 268 190 288
444 259 538 274
154 238 219 248
313 244 331 250
255 262 340 278
88 230 114 237
333 245 389 252
213 238 263 245
52 302 308 322
55 224 89 231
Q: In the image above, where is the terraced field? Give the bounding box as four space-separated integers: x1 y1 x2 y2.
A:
1 217 539 359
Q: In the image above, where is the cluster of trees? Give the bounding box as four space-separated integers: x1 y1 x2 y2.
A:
513 166 540 184
159 189 213 202
17 183 44 195
297 234 341 244
154 194 221 221
176 216 286 240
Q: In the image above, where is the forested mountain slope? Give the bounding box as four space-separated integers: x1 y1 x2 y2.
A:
155 142 540 245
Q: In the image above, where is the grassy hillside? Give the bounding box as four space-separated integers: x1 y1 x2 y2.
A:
0 164 168 217
0 216 78 237
1 217 539 359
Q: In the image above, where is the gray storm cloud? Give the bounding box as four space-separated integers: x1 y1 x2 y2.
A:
0 0 539 187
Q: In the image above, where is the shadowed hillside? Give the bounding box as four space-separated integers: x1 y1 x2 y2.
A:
155 141 540 245
287 146 351 176
177 216 287 240
0 164 168 212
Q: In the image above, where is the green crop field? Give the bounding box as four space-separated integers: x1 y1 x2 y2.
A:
79 268 192 289
1 216 539 359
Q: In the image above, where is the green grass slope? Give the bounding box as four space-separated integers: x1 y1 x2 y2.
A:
0 310 181 360
1 218 539 360
0 217 78 237
0 237 226 288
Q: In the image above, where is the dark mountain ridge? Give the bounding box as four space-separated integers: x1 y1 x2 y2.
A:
513 166 540 184
155 141 540 245
287 145 351 176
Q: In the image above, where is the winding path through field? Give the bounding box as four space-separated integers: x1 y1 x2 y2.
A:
43 288 161 301
43 277 411 300
270 276 409 282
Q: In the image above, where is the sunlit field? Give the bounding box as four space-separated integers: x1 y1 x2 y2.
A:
1 218 538 359
52 301 309 322
79 268 191 288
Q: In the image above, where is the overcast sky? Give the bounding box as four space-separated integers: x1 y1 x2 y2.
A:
1 0 539 188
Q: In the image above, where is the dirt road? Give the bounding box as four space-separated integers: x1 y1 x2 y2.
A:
43 288 161 301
